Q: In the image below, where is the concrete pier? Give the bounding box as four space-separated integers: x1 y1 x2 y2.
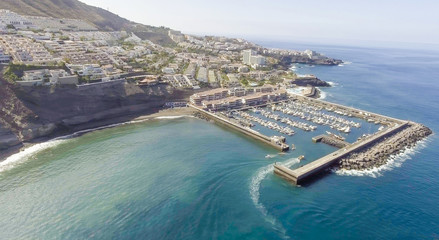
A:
189 104 289 151
275 122 409 185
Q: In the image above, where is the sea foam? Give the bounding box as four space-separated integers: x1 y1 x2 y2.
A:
155 115 190 120
327 81 338 86
316 87 327 99
0 120 146 173
0 138 68 173
335 136 432 178
0 114 198 173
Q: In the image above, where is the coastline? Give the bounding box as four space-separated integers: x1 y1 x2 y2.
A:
0 107 196 163
0 86 322 163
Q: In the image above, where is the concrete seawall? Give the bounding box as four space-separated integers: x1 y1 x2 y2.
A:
275 121 409 185
189 105 289 151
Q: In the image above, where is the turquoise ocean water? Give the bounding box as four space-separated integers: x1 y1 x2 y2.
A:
1 43 438 239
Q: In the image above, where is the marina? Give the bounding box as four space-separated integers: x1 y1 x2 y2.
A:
189 104 290 151
189 91 431 186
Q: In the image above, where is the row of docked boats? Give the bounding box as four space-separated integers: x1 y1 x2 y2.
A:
271 101 361 133
237 111 295 136
258 109 317 132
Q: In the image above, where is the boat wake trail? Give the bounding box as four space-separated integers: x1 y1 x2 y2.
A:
250 157 299 239
335 136 432 178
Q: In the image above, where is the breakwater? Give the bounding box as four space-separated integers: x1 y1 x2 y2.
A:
339 123 432 170
275 121 411 185
189 104 289 151
273 93 432 185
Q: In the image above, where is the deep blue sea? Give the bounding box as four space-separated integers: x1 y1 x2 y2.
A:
1 42 438 239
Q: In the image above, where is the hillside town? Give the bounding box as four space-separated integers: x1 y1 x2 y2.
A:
0 9 341 97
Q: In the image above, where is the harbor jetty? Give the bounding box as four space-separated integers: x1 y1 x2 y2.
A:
338 123 432 170
189 104 289 151
274 122 410 185
275 120 432 185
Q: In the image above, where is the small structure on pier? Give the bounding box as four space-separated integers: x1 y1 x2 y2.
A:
312 134 350 148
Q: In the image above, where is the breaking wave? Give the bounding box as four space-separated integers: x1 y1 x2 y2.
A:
0 120 150 173
335 136 432 178
249 157 299 239
317 87 327 99
155 115 190 120
0 138 68 173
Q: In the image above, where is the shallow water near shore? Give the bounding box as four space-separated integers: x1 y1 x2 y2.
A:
1 43 439 239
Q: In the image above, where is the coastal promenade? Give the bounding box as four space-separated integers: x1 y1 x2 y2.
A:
189 104 289 151
274 121 409 185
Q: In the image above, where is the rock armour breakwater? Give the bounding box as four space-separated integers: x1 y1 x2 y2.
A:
339 123 432 171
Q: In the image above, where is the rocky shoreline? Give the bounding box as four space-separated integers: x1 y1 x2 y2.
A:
293 75 331 87
339 123 432 171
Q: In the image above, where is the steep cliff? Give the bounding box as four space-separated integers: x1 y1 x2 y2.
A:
0 69 191 150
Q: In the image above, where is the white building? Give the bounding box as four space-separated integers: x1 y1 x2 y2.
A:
67 64 105 80
21 69 78 85
162 67 175 74
49 69 78 85
242 49 256 65
304 49 323 60
242 49 266 67
0 10 34 30
17 79 44 87
251 55 266 66
0 48 10 63
197 67 208 83
22 69 48 82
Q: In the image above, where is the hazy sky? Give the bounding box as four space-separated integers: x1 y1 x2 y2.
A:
80 0 439 45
